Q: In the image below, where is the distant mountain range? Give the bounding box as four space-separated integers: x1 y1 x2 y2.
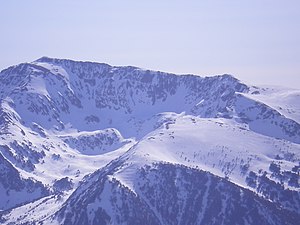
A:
0 57 299 224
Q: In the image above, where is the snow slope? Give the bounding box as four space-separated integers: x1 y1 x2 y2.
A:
0 57 299 224
245 85 300 124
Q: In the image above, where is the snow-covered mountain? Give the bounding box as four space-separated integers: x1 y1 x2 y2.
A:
0 57 299 224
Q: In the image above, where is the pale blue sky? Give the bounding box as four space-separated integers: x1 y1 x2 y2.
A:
1 0 299 88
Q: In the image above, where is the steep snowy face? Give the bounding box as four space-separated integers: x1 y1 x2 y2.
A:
0 57 299 224
0 152 49 211
0 57 248 134
55 163 300 225
1 57 299 143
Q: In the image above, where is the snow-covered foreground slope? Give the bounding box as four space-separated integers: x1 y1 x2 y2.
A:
0 57 299 224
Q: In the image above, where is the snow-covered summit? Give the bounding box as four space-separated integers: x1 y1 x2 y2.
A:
0 57 299 224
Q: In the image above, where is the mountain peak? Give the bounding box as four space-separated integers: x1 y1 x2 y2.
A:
0 58 299 224
33 56 111 68
34 56 53 63
32 57 238 83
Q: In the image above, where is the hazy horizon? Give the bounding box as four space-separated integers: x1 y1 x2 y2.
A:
1 0 299 88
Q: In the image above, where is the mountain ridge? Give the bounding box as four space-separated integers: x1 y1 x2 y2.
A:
0 57 299 224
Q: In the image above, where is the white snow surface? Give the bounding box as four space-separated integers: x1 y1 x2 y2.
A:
113 114 300 190
245 85 300 124
0 58 299 224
